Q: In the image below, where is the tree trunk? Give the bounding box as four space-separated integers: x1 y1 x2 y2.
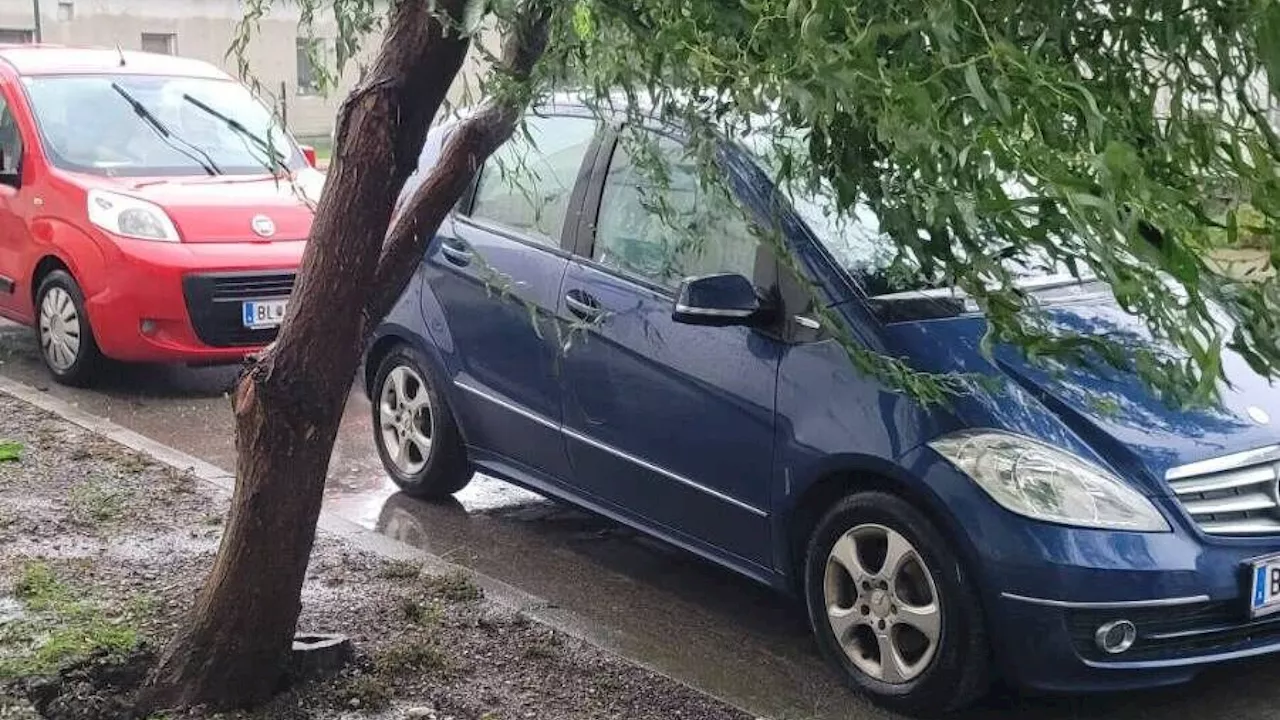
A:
141 0 473 709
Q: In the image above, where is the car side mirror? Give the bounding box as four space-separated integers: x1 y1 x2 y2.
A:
672 273 761 326
299 145 318 168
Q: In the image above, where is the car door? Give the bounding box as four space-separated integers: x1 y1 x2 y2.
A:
423 112 599 482
0 85 30 313
556 128 782 569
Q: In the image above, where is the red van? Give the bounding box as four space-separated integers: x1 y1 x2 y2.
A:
0 45 320 384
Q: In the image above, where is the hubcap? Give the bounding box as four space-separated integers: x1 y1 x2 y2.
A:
379 365 434 475
824 523 941 685
39 287 81 372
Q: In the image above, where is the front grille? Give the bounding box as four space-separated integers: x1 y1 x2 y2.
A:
1067 601 1280 662
206 274 295 301
182 271 295 348
1167 446 1280 535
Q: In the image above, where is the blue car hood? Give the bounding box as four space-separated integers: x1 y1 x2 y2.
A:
883 296 1280 495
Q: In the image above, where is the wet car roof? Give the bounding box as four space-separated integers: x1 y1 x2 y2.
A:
0 45 230 79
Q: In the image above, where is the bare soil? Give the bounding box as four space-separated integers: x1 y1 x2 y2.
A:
0 394 750 720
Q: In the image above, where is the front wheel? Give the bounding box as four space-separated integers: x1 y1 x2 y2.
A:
804 491 990 715
370 345 472 499
35 270 102 387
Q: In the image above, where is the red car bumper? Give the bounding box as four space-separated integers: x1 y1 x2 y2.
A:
82 238 305 363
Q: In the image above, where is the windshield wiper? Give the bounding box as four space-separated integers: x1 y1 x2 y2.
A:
110 83 221 176
180 94 287 174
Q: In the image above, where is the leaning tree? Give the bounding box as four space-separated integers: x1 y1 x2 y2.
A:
144 0 1280 709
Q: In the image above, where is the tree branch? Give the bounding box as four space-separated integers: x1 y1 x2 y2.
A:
363 2 553 327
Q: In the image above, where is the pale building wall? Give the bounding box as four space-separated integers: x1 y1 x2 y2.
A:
0 0 489 139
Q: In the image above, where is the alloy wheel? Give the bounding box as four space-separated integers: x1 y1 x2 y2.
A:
823 523 942 684
39 287 82 372
379 365 434 475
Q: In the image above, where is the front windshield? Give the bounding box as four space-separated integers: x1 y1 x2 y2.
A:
23 74 304 177
742 128 1079 297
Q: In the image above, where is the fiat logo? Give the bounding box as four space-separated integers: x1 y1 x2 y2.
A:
251 214 276 238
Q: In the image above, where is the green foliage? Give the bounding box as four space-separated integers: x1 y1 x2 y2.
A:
287 0 1280 408
0 440 22 462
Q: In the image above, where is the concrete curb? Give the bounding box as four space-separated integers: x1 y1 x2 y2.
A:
0 374 745 713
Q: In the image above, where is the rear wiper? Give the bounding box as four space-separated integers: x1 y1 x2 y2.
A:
110 83 221 176
181 94 287 173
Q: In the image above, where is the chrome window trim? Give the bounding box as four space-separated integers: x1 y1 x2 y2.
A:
1166 444 1280 481
454 379 769 518
1001 591 1211 609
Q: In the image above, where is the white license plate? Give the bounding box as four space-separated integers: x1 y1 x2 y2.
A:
1250 554 1280 617
242 299 288 329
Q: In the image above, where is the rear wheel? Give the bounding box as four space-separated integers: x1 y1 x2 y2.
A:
371 345 472 499
35 270 101 387
804 491 990 715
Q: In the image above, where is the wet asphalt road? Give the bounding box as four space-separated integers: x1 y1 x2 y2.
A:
4 320 1280 720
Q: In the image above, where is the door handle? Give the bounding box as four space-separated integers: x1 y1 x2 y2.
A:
564 291 603 321
440 239 473 266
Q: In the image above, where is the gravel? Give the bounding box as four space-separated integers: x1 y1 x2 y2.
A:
0 394 750 720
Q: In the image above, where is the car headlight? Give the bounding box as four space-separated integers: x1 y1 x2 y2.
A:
929 430 1170 532
86 190 180 242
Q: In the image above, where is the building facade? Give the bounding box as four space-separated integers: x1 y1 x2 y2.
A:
0 0 485 140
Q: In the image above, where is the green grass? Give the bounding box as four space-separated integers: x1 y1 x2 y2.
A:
422 571 483 603
13 561 64 610
376 636 450 675
0 561 139 679
378 559 422 581
523 632 563 660
333 675 391 711
67 479 131 526
399 597 444 628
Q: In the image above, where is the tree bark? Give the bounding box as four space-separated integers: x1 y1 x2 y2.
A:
367 3 553 322
141 0 476 710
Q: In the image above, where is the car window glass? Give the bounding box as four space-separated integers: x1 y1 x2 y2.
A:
0 94 21 176
593 133 760 291
468 115 596 244
23 75 303 177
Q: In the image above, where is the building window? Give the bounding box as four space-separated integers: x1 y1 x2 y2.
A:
141 33 177 55
0 29 34 45
57 1 74 22
296 37 323 95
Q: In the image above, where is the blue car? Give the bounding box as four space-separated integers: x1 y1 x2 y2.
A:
364 102 1280 714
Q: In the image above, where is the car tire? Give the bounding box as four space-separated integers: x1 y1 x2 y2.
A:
803 491 990 715
370 344 472 499
35 270 102 387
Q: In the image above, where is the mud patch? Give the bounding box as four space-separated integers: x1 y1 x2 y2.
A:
0 394 748 719
21 648 154 720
